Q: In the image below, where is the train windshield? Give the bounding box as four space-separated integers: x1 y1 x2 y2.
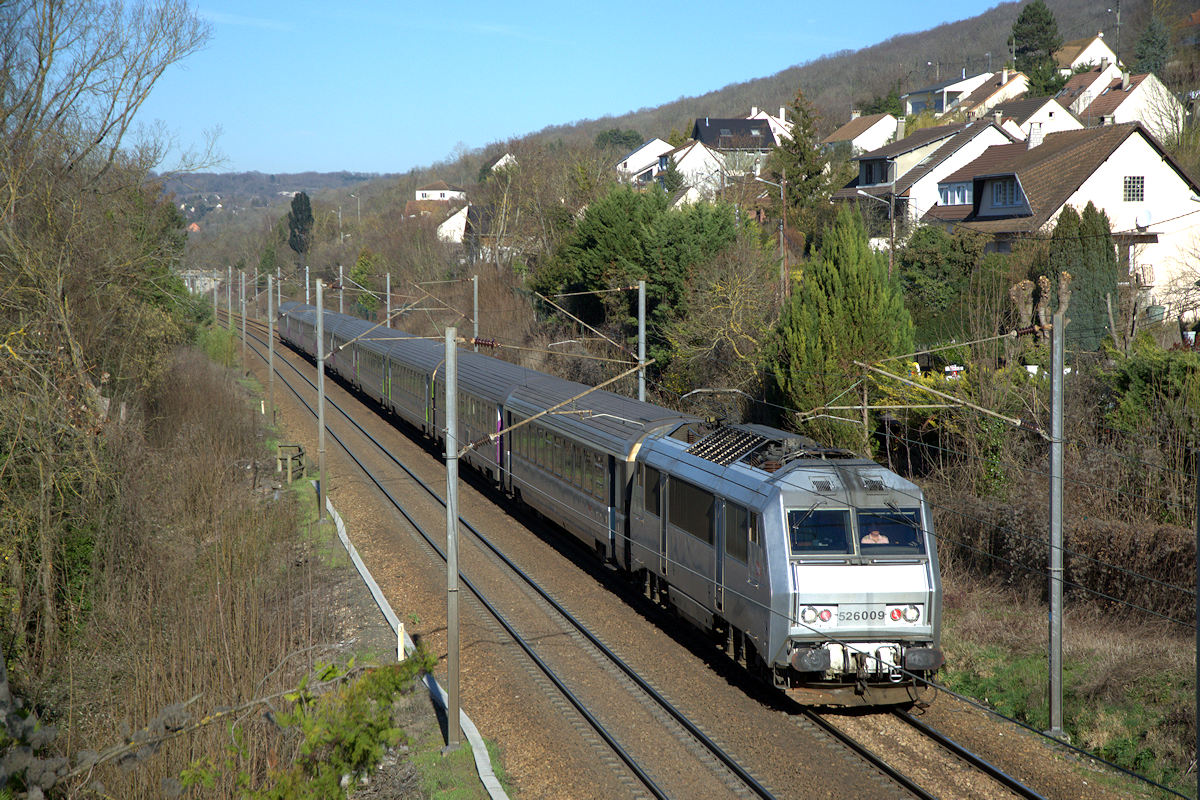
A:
787 507 852 556
856 508 925 555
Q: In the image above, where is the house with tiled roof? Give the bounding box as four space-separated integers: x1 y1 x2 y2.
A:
657 139 725 197
833 119 1017 224
615 138 675 185
746 106 792 143
923 124 1200 314
415 181 466 202
691 117 776 176
1074 72 1184 144
990 96 1082 139
901 72 994 116
822 112 898 157
957 69 1029 120
1055 63 1123 115
1054 32 1119 76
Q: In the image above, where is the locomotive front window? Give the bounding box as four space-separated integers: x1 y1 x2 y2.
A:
856 508 925 554
787 508 852 555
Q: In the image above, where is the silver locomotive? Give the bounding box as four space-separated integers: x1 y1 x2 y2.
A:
278 303 943 705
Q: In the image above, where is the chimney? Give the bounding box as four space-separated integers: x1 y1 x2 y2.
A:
1102 114 1115 126
895 117 906 140
1121 71 1131 91
994 109 1003 127
1027 121 1044 149
779 106 786 121
850 109 861 120
1002 67 1009 84
751 106 758 117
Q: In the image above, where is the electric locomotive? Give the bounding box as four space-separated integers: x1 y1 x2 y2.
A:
277 303 943 705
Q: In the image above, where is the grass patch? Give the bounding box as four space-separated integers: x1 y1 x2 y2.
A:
940 575 1196 797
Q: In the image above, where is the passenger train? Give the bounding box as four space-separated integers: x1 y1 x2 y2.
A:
278 302 943 706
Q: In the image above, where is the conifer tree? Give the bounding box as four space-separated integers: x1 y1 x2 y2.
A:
287 191 313 257
769 206 912 451
1010 0 1065 95
765 88 830 213
1075 202 1121 350
1134 17 1173 76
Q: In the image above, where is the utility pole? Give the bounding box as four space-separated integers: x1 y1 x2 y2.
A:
1047 309 1066 740
638 280 646 402
338 264 344 315
316 280 327 524
444 327 462 750
212 277 218 322
888 191 896 279
268 274 276 425
226 266 233 331
240 270 247 367
472 274 479 352
385 273 391 328
305 265 310 305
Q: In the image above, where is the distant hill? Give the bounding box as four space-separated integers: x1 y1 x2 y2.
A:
506 0 1148 152
154 170 395 223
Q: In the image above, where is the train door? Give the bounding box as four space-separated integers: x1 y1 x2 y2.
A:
656 471 667 577
608 455 622 568
714 501 725 613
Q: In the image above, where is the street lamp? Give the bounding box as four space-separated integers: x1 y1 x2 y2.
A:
856 186 896 278
349 193 360 228
755 171 788 297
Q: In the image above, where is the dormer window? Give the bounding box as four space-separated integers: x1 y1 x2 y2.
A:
720 128 732 136
751 128 761 136
992 177 1022 207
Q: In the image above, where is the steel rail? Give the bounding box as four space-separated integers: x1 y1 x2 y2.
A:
237 317 775 800
798 710 937 800
892 709 1048 800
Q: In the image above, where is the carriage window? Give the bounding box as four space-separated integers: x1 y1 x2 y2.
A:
669 479 714 545
788 508 852 555
644 466 661 516
725 503 749 563
856 508 925 554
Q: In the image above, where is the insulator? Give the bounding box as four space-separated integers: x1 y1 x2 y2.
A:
471 337 499 349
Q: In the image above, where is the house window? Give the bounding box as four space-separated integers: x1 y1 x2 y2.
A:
992 178 1021 207
440 192 446 198
1124 175 1145 202
939 182 972 205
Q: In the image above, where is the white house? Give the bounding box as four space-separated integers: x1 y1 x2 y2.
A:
1074 72 1185 146
956 69 1029 120
436 204 469 244
901 72 995 116
747 105 792 142
659 139 726 197
925 124 1200 316
691 117 776 176
615 138 675 185
834 119 1017 224
415 181 467 202
822 112 898 157
991 96 1083 140
1054 32 1119 76
1055 63 1123 116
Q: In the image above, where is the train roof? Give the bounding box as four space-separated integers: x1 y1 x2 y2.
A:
506 375 696 455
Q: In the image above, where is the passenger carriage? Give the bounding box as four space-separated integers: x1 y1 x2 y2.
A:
276 303 943 705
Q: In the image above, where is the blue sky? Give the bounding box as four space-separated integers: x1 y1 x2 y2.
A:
140 0 1006 174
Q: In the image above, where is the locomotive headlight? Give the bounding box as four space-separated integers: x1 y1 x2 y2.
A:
800 606 819 624
903 604 921 623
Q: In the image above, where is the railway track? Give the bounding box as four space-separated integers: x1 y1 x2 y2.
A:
222 310 1085 799
232 313 776 798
